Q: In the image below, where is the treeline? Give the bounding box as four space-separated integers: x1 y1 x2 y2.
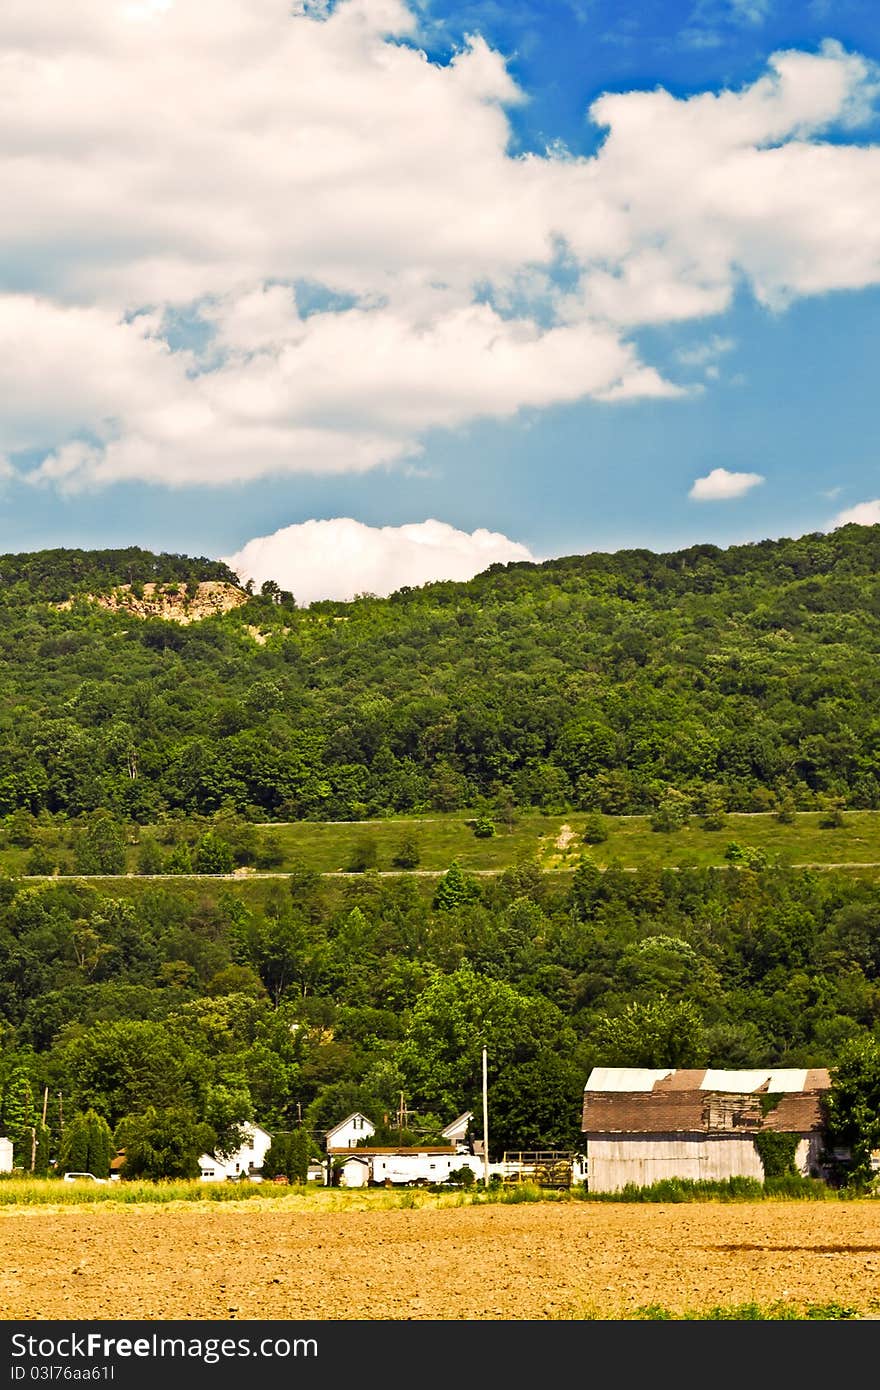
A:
1 858 880 1176
1 527 880 823
0 546 239 605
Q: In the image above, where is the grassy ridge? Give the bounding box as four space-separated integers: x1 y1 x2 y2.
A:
8 809 880 879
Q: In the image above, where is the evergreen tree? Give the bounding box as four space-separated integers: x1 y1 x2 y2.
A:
1 1067 35 1168
59 1109 113 1177
433 860 480 911
288 1127 312 1184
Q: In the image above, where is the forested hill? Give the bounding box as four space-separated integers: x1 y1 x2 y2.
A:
2 525 880 823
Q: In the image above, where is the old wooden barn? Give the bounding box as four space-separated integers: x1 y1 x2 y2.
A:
581 1066 831 1192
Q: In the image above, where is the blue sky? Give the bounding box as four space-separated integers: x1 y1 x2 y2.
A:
1 0 879 599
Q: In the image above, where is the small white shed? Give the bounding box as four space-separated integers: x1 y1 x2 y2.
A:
0 1137 12 1173
334 1154 371 1188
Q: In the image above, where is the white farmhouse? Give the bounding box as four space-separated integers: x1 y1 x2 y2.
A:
0 1137 12 1173
440 1111 473 1152
199 1122 273 1182
324 1112 375 1150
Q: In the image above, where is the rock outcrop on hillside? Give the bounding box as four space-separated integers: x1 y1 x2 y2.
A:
57 580 249 624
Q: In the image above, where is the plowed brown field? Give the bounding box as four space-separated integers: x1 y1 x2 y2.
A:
3 1196 880 1319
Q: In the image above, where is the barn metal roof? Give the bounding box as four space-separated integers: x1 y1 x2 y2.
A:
584 1068 674 1092
584 1067 830 1094
581 1067 831 1136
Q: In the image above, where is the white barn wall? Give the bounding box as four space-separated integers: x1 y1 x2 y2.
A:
586 1136 765 1192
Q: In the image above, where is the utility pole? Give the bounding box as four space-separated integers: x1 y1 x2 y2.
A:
30 1126 36 1173
41 1087 48 1127
482 1046 489 1188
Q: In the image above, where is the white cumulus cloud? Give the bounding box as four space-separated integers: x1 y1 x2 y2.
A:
0 2 879 489
829 499 880 527
224 517 535 605
689 467 765 500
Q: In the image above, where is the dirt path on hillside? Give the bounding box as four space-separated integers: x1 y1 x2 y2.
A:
2 1200 880 1321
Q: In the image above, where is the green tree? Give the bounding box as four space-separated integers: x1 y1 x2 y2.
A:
398 965 582 1155
165 842 193 874
115 1105 216 1180
194 832 234 875
0 1066 35 1168
591 995 707 1068
825 1035 880 1188
650 789 691 833
433 861 481 912
50 1020 207 1126
136 836 165 875
391 833 420 869
33 1120 51 1177
73 814 127 875
262 1128 313 1183
582 813 608 845
59 1108 114 1177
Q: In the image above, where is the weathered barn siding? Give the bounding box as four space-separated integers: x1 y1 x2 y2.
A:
586 1135 764 1192
585 1132 824 1192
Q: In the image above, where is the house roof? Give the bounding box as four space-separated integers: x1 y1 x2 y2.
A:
327 1146 458 1157
441 1111 473 1137
582 1067 831 1137
241 1123 272 1140
324 1112 374 1140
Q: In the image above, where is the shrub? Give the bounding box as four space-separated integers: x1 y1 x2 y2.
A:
582 813 608 845
193 832 235 875
391 834 421 869
724 842 769 869
347 836 378 872
650 791 690 833
448 1165 476 1187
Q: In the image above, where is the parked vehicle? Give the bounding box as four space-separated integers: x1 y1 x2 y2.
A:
62 1172 108 1183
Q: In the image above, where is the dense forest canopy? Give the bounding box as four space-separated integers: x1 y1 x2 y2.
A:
2 526 880 1180
1 525 880 822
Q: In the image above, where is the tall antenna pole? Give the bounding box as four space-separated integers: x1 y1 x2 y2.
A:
482 1046 489 1187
